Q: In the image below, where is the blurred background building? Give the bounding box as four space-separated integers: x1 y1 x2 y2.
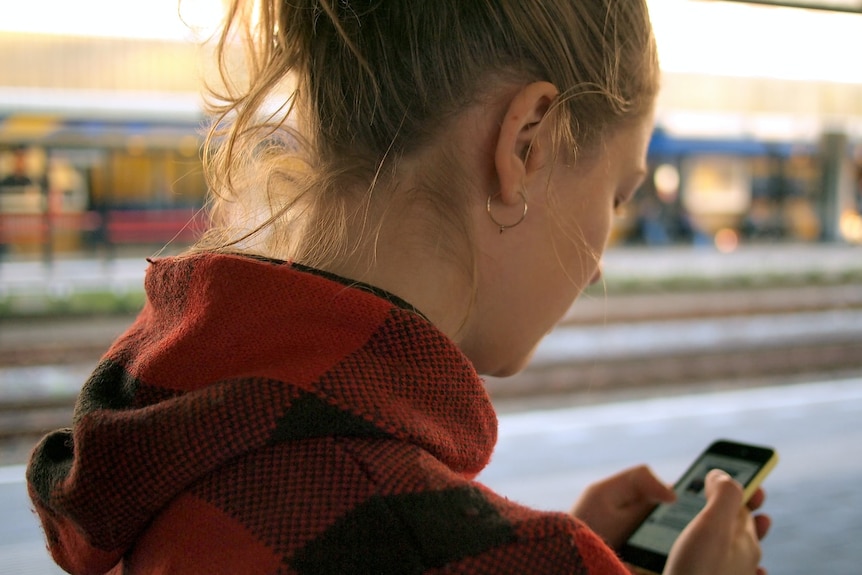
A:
0 0 861 260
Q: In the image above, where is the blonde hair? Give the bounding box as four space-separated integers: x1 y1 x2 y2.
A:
196 0 659 269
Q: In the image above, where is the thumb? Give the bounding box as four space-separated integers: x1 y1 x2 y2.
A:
626 465 677 504
643 475 677 505
703 469 744 521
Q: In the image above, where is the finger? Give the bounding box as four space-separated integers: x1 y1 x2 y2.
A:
747 487 766 510
753 514 772 540
703 469 744 522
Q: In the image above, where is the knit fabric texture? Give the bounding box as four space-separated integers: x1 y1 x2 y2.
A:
26 253 629 574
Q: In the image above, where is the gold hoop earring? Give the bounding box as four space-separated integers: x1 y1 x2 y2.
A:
486 191 528 234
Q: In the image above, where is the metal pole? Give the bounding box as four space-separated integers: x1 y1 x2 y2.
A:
819 132 854 242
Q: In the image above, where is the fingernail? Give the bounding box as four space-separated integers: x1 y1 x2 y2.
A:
707 468 731 481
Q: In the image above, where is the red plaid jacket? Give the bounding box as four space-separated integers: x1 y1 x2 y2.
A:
27 253 629 574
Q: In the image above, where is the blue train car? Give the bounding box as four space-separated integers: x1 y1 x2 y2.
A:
612 127 853 249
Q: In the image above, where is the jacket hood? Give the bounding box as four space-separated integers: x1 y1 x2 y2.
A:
27 253 497 575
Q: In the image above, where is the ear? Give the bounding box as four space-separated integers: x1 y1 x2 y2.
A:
494 81 559 205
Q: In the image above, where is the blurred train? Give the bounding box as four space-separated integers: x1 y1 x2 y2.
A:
1 104 861 259
0 108 208 257
614 128 861 250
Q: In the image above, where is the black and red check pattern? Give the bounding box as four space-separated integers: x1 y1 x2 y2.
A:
27 253 629 574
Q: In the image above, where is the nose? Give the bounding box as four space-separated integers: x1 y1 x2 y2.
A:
589 264 603 286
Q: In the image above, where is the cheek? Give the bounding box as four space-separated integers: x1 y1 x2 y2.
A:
555 204 613 290
558 196 613 257
586 190 617 250
546 172 615 285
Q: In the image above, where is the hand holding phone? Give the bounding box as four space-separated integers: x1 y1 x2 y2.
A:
619 439 778 575
663 468 769 575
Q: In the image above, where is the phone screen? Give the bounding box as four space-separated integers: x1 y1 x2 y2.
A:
620 440 776 573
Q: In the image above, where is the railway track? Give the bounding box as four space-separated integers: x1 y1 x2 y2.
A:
2 283 862 465
487 338 862 402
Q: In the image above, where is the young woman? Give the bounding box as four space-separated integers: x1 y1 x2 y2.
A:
27 1 770 573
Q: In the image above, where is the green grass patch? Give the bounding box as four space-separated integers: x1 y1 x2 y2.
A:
584 268 862 297
0 289 146 319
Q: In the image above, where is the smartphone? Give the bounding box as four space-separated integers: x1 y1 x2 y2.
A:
619 439 778 575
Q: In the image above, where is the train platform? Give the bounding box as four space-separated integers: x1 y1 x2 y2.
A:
1 241 860 303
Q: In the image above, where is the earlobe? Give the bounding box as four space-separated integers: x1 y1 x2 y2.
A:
493 81 559 205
